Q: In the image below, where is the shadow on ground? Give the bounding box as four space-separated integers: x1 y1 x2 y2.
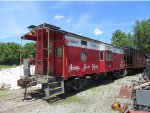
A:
25 76 115 103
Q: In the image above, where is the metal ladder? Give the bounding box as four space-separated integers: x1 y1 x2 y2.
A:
43 77 65 99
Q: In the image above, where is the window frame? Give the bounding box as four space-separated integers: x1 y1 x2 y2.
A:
81 52 87 61
55 46 63 57
100 51 104 61
81 40 87 47
106 51 113 61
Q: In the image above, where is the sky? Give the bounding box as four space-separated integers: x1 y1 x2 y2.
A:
0 1 150 44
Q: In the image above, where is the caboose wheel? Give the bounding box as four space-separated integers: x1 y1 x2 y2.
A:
66 79 87 91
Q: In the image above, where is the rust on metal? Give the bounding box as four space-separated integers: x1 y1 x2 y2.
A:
133 81 150 90
129 110 150 113
118 85 132 99
17 78 32 88
119 103 128 113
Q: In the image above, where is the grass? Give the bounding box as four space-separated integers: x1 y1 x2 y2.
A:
0 91 11 99
51 94 91 107
65 96 82 102
90 87 97 93
0 65 16 69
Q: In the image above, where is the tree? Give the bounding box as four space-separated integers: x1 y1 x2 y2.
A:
111 29 128 47
0 42 21 65
22 42 36 59
133 19 150 53
0 43 6 64
0 42 36 65
126 33 134 48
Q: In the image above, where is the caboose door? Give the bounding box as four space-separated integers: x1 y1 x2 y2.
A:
53 33 64 76
81 49 88 76
54 46 63 76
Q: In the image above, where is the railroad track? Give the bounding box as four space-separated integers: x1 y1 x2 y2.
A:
0 95 24 103
0 99 44 113
0 91 45 113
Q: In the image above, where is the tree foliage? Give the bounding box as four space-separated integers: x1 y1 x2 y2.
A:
111 18 150 54
111 29 128 47
133 19 150 53
22 42 36 59
0 42 21 65
126 33 134 48
0 42 35 65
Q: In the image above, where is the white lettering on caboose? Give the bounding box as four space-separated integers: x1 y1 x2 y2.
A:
92 64 98 70
99 43 124 54
84 64 91 70
69 64 80 72
65 35 99 50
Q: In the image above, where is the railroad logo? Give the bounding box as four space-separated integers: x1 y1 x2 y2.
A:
90 42 97 48
69 38 78 44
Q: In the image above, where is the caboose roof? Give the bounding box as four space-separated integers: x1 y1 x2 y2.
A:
22 23 123 50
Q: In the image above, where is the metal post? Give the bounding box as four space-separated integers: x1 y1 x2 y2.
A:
43 83 50 99
61 80 65 93
20 39 22 77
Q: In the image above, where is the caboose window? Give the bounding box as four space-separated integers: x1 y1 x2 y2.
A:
55 47 62 57
100 51 104 60
106 51 112 61
81 40 87 46
81 52 87 61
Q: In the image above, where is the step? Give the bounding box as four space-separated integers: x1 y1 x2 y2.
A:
49 82 60 88
50 87 62 94
50 91 64 98
48 82 58 84
50 87 62 91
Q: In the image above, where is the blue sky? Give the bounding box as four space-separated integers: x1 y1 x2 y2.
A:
0 1 150 44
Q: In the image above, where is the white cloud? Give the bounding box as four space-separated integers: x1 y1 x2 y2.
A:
78 34 83 36
54 14 64 21
93 28 103 35
66 18 72 23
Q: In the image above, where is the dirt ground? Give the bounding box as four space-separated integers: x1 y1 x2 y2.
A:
0 74 140 113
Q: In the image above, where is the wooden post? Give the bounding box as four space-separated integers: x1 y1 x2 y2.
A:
63 45 64 76
62 35 65 76
47 29 50 80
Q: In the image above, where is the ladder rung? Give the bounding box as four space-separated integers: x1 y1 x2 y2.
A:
50 92 64 97
43 58 48 59
50 87 62 91
43 48 48 50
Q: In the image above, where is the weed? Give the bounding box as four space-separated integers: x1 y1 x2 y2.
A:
0 91 11 99
0 65 16 69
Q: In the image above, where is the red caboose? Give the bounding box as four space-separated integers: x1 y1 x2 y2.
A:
99 43 124 78
19 23 126 98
